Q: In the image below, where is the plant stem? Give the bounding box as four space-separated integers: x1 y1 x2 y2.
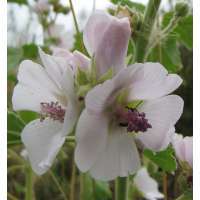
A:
49 170 68 200
135 0 161 62
69 0 80 35
69 159 76 200
115 177 129 200
25 166 33 200
163 172 168 200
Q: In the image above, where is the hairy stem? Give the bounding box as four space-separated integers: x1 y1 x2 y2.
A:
135 0 161 62
115 177 129 200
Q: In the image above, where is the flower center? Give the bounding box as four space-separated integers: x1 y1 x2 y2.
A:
40 101 66 123
117 107 152 133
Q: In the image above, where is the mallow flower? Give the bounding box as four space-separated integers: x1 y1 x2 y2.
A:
172 134 193 168
134 167 164 200
75 63 184 181
12 48 89 175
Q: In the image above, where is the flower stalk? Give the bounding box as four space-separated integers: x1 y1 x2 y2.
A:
115 177 129 200
25 165 33 200
69 0 80 35
135 0 161 62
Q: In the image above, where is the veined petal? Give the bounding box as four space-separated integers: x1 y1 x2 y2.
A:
137 95 184 151
12 60 60 112
12 84 57 112
83 10 111 56
75 109 109 172
90 128 140 181
61 100 80 136
39 48 69 89
95 17 131 76
128 63 183 101
21 119 65 175
134 168 164 200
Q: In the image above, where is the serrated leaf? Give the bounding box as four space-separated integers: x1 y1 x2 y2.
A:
144 147 177 172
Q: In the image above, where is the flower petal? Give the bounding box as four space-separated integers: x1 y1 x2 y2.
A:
128 63 183 100
95 17 131 76
136 95 184 151
53 48 90 71
134 168 164 200
83 10 111 56
184 137 193 167
90 129 140 181
39 48 69 88
61 100 80 136
172 134 193 167
75 109 109 172
86 66 140 114
12 60 60 112
21 119 65 175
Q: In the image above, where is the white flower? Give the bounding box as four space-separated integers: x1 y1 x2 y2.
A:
12 48 89 175
172 133 193 167
34 0 50 13
134 168 164 200
75 63 184 181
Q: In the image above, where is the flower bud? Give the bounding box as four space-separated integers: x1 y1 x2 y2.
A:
175 2 189 17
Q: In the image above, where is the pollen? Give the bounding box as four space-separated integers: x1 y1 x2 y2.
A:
40 101 66 123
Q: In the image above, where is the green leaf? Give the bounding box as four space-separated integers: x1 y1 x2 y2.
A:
19 111 38 124
148 36 182 72
174 15 193 49
162 12 193 49
8 0 27 5
8 111 25 146
144 147 177 172
94 181 112 200
22 43 38 59
7 47 23 71
176 189 193 200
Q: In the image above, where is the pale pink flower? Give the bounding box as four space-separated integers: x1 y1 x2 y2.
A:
34 0 50 13
172 134 193 167
134 168 164 200
12 48 89 175
75 63 184 181
83 10 131 77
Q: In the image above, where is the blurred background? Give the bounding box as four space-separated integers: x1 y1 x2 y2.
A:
7 0 193 199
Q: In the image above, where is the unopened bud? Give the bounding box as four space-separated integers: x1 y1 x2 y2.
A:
175 2 189 17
